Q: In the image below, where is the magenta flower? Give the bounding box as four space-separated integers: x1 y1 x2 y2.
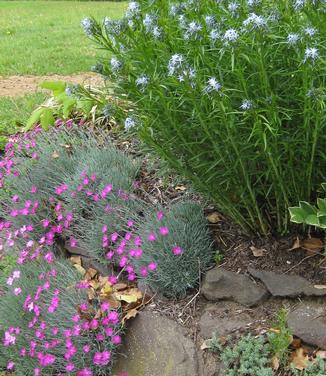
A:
157 211 164 220
147 232 157 241
172 246 183 256
159 226 169 236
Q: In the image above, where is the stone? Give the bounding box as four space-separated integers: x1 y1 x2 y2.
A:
112 311 199 376
287 303 326 349
248 268 326 298
201 267 269 307
199 304 252 339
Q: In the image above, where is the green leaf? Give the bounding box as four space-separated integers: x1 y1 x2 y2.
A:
24 107 44 131
289 206 305 224
317 198 326 215
40 81 66 96
40 108 55 130
318 215 326 229
298 201 317 216
62 97 76 118
305 214 319 226
76 99 94 115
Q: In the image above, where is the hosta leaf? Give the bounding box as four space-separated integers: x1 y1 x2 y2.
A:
40 80 66 96
289 207 306 224
40 108 55 130
317 198 326 215
24 107 44 131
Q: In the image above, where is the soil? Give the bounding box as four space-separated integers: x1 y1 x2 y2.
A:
0 73 103 97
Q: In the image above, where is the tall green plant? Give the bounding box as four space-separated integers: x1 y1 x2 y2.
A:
83 0 326 235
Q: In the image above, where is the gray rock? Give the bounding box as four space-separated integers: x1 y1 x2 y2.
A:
201 268 269 307
112 311 199 376
248 268 326 298
199 305 252 339
287 303 326 349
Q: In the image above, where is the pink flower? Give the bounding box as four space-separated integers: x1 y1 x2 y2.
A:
77 368 92 376
112 335 121 345
44 252 54 264
140 266 148 277
69 237 77 248
148 262 157 271
172 246 183 256
102 225 108 233
134 236 142 246
147 232 157 241
7 361 15 371
159 226 169 236
101 302 110 311
31 186 38 193
66 363 75 372
90 174 97 182
108 275 118 285
12 195 19 203
111 232 119 242
93 351 111 365
41 219 50 228
34 368 40 376
157 211 164 220
83 344 90 353
38 353 56 366
14 287 22 296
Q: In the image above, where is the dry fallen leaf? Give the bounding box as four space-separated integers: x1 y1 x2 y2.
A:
115 288 142 304
207 212 221 224
73 264 86 276
114 283 128 291
302 238 324 255
289 237 301 251
291 348 310 370
52 151 59 159
70 255 82 266
314 285 326 289
122 308 139 324
316 350 326 360
200 339 213 351
291 338 302 349
85 268 98 281
250 246 266 257
175 185 187 192
272 355 280 371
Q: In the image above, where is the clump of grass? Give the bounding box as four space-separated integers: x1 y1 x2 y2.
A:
134 201 213 298
84 0 326 235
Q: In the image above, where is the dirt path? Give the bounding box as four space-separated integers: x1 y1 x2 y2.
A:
0 73 103 97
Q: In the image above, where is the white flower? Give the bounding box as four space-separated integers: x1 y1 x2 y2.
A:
12 270 20 279
240 99 253 111
152 26 162 39
110 57 122 72
184 21 202 40
228 2 239 14
124 117 136 130
168 54 184 75
287 33 300 45
293 0 305 10
126 1 141 18
223 28 239 42
136 75 149 90
243 13 267 29
143 13 156 32
304 27 318 37
209 29 220 42
247 0 261 6
304 47 319 62
205 15 216 28
204 77 222 93
81 18 94 37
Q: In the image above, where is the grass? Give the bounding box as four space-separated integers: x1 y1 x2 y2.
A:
0 1 126 76
0 93 47 146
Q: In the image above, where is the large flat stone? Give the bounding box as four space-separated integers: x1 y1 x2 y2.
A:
248 268 326 298
287 303 326 349
199 305 252 339
201 268 269 307
112 311 199 376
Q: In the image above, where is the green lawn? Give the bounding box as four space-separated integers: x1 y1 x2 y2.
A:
0 93 47 146
0 1 126 76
